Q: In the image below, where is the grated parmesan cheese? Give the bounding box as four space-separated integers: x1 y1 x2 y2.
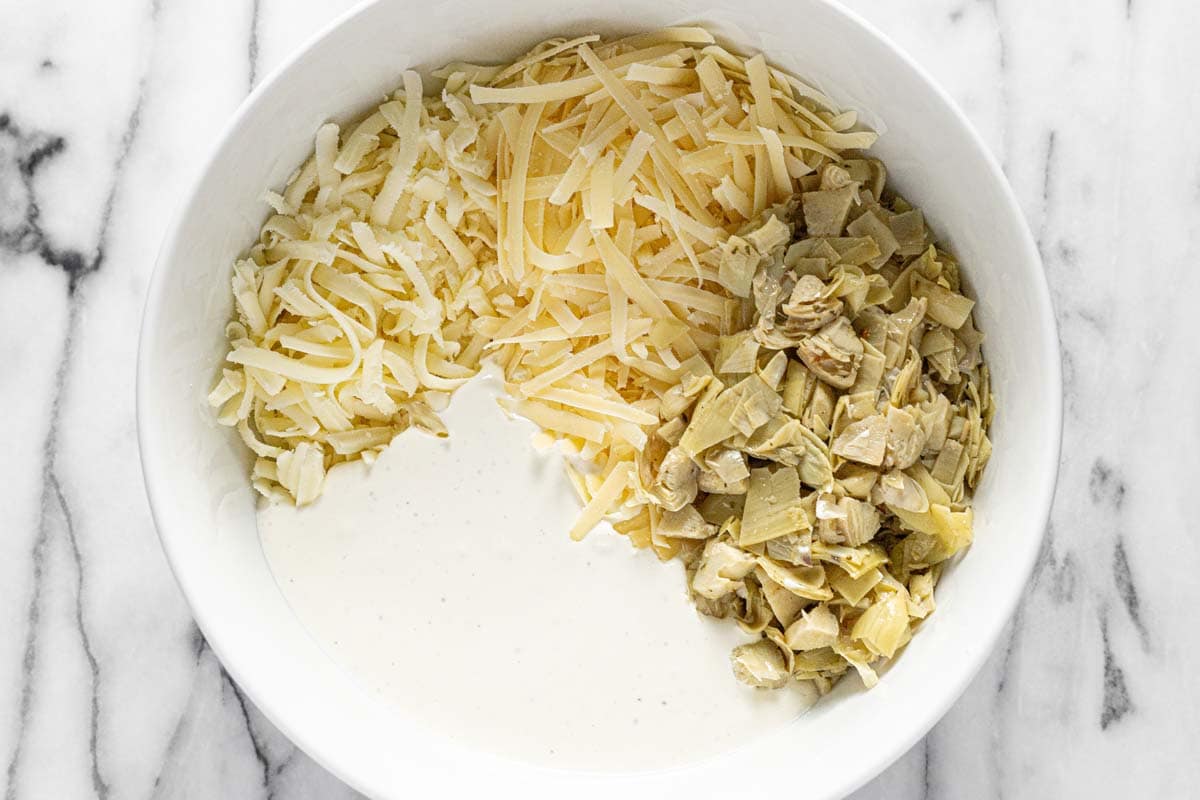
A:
213 30 875 544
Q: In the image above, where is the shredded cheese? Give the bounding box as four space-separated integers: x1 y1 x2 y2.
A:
213 29 873 548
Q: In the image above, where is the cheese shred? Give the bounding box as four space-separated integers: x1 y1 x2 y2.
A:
212 29 877 543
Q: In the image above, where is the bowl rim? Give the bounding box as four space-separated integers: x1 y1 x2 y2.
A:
137 0 1062 796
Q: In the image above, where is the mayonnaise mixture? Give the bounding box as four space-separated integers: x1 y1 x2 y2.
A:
259 374 814 771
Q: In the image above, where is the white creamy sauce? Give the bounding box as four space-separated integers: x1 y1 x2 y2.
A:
259 374 814 771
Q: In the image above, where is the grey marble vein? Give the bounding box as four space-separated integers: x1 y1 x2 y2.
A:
1 6 154 795
1098 607 1133 730
248 0 262 91
1111 539 1148 650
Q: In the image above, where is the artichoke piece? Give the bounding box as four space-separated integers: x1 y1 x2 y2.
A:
907 570 937 619
658 505 718 539
816 495 881 547
704 447 750 483
788 256 832 280
753 315 807 350
889 504 973 561
811 541 888 579
931 438 967 486
784 603 840 650
889 533 937 579
742 417 834 489
759 350 789 390
678 379 737 457
829 565 883 605
697 492 746 526
885 297 928 365
692 538 758 599
888 209 926 256
818 162 858 191
842 497 882 546
741 467 809 546
785 237 841 268
854 305 889 350
851 590 910 659
910 273 975 329
871 469 929 513
751 256 786 317
837 159 875 195
714 330 759 376
922 326 961 384
650 446 699 511
831 413 888 466
756 556 833 601
780 275 844 332
764 531 814 567
919 323 957 359
845 209 899 268
833 267 871 314
725 374 783 437
735 578 775 634
693 591 741 620
699 472 749 495
885 406 927 469
888 352 922 407
805 382 836 439
718 235 760 298
656 416 686 446
660 372 714 418
919 392 953 453
801 186 856 236
792 647 849 681
834 462 880 499
955 314 985 372
781 359 816 417
833 636 879 689
908 461 953 506
796 318 864 389
850 343 885 395
824 236 881 267
757 569 808 627
730 637 791 689
865 158 887 201
699 447 750 494
745 213 792 255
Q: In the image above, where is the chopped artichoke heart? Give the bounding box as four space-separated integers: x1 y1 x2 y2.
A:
659 505 718 539
851 590 909 658
718 236 760 298
741 467 809 546
911 274 975 329
715 331 760 375
757 570 807 627
756 556 833 601
831 414 888 466
730 639 791 689
890 504 973 560
693 539 758 599
833 637 879 689
829 566 883 605
651 447 700 511
784 604 840 650
801 187 856 236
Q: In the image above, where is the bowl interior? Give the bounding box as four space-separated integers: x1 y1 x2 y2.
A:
138 0 1060 797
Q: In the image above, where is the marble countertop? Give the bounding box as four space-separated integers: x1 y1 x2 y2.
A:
2 0 1197 797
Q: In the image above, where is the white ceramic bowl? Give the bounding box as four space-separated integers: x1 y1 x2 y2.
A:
137 1 1061 797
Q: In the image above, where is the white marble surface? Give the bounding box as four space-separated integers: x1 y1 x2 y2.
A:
1 0 1197 797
